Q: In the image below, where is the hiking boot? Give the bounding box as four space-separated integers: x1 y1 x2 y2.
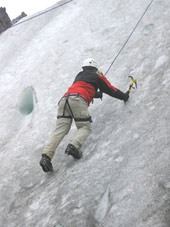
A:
65 144 82 159
39 154 53 172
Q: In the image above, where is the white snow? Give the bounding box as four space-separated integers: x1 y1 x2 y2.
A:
1 0 170 226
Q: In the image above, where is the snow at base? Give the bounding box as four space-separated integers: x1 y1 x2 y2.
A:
0 0 170 226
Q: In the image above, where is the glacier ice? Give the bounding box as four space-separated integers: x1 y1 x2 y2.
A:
1 0 170 226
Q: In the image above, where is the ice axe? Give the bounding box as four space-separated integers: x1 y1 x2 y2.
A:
128 76 137 93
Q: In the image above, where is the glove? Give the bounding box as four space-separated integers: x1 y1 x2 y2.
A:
124 91 129 102
98 71 104 76
94 91 103 100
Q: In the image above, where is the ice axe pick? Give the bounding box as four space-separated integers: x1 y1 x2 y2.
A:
128 76 137 93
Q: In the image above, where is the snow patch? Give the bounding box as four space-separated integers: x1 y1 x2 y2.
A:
154 55 169 70
115 156 124 163
133 133 140 139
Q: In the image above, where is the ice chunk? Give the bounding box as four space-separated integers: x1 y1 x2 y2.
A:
94 188 111 223
53 225 63 227
143 24 154 34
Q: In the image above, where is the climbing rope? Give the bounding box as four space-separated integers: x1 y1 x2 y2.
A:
104 0 154 76
12 0 73 27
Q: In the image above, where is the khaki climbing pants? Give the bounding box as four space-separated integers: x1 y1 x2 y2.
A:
42 95 92 159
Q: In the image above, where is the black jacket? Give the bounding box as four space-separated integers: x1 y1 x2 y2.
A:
64 69 128 105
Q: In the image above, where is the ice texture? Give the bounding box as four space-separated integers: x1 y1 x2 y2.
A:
0 0 170 227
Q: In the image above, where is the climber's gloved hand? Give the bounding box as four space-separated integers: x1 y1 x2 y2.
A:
94 91 103 100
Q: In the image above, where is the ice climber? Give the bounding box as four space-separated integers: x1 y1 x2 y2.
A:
40 58 130 172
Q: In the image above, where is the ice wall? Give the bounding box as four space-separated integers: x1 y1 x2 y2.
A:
0 0 170 226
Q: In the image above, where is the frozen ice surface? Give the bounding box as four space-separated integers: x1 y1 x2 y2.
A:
1 0 170 226
94 188 111 223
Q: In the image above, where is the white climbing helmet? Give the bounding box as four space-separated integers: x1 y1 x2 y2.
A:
82 58 99 69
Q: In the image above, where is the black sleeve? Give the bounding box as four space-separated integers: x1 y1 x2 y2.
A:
98 74 128 101
113 89 129 101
